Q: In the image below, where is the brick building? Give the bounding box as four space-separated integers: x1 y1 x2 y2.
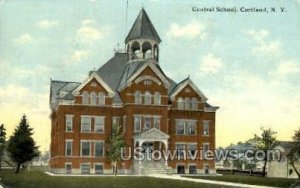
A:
49 8 218 175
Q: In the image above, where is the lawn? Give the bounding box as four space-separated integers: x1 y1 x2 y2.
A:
186 174 298 188
0 170 228 188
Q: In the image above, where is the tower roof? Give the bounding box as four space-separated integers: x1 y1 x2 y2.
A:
125 8 161 43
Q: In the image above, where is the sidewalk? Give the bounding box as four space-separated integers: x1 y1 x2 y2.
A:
147 174 277 188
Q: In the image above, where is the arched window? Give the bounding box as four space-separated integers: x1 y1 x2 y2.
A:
191 97 198 110
82 91 89 105
144 91 152 105
134 91 142 104
142 41 152 59
185 97 190 110
153 44 159 61
154 92 161 105
91 92 97 105
131 41 140 59
177 97 184 109
98 92 105 106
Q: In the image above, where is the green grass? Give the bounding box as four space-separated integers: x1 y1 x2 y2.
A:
186 174 298 188
0 170 228 188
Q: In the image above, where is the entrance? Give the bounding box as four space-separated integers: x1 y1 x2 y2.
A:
177 165 185 174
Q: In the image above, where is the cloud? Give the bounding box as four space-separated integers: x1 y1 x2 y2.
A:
199 53 223 74
270 60 300 76
81 19 96 26
247 29 280 56
37 20 58 29
166 19 208 39
77 26 104 42
13 33 35 45
70 50 90 62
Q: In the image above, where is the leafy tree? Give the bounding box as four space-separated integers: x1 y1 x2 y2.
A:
223 158 231 168
0 124 6 170
107 123 125 176
7 115 40 173
287 128 300 179
251 127 278 177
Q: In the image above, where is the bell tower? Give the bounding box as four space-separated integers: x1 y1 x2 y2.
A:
125 8 161 62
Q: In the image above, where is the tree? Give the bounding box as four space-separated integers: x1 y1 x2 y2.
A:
287 128 300 179
251 127 278 177
7 115 40 173
107 123 125 176
0 124 6 170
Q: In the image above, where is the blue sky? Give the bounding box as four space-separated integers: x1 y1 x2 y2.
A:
0 0 300 152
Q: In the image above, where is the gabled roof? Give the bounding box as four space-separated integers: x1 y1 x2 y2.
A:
72 72 114 97
133 128 170 140
170 77 208 102
118 59 170 92
125 8 161 43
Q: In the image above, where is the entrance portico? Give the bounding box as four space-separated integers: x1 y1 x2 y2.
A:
133 128 170 173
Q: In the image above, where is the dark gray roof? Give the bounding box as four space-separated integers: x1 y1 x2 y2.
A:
125 8 161 43
97 52 128 102
50 80 81 106
277 141 295 153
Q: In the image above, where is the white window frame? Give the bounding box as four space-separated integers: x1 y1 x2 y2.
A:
185 97 190 110
65 139 73 156
65 114 74 132
94 163 104 174
177 97 184 110
98 92 105 106
80 163 91 174
187 143 197 158
134 116 142 132
91 92 97 106
154 92 161 105
188 163 197 174
94 116 105 133
175 119 197 135
94 141 104 157
144 116 151 130
81 116 92 133
65 162 72 174
191 97 198 110
153 117 160 129
176 143 186 159
80 140 91 157
82 91 89 105
134 91 142 104
144 91 152 105
203 120 210 136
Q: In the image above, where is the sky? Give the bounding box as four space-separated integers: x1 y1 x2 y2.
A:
0 0 300 153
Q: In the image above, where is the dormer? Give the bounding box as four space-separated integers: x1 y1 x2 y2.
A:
125 8 161 62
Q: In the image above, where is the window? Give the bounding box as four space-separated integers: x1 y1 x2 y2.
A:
81 116 91 132
94 164 104 174
203 144 209 156
176 120 197 135
65 163 72 174
186 121 197 135
144 117 151 130
82 91 89 105
187 144 197 157
185 97 190 110
81 164 90 174
65 115 73 132
94 116 104 133
98 92 105 106
81 141 91 156
177 97 184 109
134 91 142 104
144 91 151 105
176 121 185 135
134 117 141 132
112 116 120 126
189 165 197 174
154 117 160 129
203 121 210 135
95 141 104 157
176 144 185 159
154 92 161 105
65 140 73 156
91 92 97 105
191 97 198 110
